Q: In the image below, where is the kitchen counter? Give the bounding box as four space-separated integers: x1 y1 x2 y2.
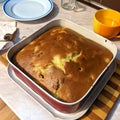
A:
0 0 120 120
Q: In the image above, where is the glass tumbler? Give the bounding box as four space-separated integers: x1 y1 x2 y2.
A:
61 0 76 10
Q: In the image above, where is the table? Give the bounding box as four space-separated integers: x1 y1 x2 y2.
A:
0 0 120 120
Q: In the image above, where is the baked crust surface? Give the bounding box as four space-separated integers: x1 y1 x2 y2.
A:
13 26 113 102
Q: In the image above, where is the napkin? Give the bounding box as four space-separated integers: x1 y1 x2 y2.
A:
0 21 17 55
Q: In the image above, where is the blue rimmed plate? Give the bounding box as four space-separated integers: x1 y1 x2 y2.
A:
2 0 53 21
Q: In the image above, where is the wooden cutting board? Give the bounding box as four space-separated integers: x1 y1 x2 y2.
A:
81 59 120 120
0 54 120 120
0 98 19 120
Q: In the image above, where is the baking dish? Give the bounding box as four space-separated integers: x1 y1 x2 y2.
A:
7 19 117 113
7 60 116 119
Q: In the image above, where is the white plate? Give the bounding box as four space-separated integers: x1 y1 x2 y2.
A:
2 0 53 21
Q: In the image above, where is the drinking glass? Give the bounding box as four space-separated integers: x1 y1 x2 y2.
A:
61 0 83 11
61 0 76 10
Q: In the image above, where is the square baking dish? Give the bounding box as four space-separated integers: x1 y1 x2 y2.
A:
7 19 117 114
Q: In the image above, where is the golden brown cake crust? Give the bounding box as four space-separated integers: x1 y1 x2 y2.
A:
13 26 113 102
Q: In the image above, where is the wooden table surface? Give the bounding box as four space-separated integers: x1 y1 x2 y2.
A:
0 98 19 120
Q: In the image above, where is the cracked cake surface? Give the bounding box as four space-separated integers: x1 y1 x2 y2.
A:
13 26 113 102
